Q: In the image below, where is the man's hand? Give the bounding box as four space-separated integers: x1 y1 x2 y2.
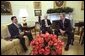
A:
18 34 23 38
59 29 65 35
20 32 24 35
23 36 27 38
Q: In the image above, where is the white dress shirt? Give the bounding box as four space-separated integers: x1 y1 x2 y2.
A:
45 19 49 27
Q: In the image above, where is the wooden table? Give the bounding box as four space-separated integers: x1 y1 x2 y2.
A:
22 26 36 35
22 26 35 31
74 22 84 35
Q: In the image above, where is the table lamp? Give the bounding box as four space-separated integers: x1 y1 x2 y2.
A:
19 9 28 26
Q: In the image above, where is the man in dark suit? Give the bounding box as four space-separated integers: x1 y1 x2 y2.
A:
8 16 33 52
57 13 74 51
41 15 52 34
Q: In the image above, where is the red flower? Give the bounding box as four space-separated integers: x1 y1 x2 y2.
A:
30 40 35 46
48 40 53 46
40 33 44 38
56 48 62 55
38 48 44 54
35 45 40 49
57 38 62 42
38 43 43 48
44 49 50 55
32 49 38 55
54 42 58 46
38 37 44 44
56 44 61 49
59 42 64 47
51 50 56 55
30 32 64 55
45 46 50 49
45 32 50 36
32 46 35 49
51 35 57 43
35 41 39 45
60 40 64 44
43 46 50 55
53 34 58 38
44 50 50 55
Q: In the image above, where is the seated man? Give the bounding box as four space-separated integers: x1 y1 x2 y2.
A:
41 15 52 34
22 23 33 43
55 13 74 51
8 16 33 52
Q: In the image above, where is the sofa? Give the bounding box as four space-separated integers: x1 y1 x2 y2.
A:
1 25 29 55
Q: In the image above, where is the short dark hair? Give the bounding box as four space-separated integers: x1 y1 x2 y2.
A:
11 16 17 20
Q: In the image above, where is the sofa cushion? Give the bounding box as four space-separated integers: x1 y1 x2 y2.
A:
1 25 11 39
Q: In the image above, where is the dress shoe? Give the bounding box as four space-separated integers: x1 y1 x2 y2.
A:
64 45 69 51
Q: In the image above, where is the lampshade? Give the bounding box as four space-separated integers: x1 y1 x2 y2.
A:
19 9 28 18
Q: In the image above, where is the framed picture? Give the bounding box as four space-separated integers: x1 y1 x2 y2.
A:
54 1 66 8
34 10 42 16
1 1 12 15
34 2 41 10
81 1 84 10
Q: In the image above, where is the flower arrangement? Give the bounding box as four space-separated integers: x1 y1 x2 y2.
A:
30 32 64 55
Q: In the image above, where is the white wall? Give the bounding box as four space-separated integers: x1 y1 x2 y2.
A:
1 1 84 26
66 1 84 23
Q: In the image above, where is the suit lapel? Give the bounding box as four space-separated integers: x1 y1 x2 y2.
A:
64 19 67 27
12 23 19 32
12 23 18 29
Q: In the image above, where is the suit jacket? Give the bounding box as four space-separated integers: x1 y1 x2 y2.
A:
8 23 23 38
41 19 51 28
58 19 72 32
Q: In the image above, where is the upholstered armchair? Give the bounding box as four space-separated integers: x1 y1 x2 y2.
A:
1 25 29 55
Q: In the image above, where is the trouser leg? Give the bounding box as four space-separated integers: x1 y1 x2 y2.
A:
46 27 53 34
54 29 60 36
42 28 46 34
27 32 33 43
66 31 74 46
18 36 28 51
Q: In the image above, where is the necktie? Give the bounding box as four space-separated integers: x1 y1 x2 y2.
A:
15 24 21 33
